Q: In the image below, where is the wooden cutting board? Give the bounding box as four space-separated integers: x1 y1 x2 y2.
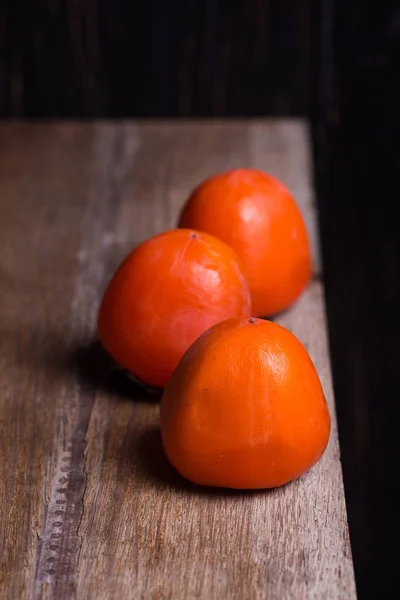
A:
0 121 356 599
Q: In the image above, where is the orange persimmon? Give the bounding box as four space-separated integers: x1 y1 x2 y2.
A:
160 317 330 489
98 229 251 388
179 168 311 317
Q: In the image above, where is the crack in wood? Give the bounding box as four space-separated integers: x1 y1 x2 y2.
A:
34 389 96 598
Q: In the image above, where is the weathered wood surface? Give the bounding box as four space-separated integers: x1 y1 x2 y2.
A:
0 121 356 599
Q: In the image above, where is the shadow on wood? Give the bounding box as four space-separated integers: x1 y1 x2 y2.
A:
68 341 162 404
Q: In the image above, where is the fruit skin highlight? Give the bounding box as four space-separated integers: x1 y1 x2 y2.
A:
160 317 331 489
97 229 251 389
179 168 311 317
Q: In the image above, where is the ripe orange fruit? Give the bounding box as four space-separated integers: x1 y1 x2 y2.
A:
98 229 251 388
160 317 330 489
178 168 311 317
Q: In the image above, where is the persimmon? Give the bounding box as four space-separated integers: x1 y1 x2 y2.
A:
160 317 330 489
178 168 311 317
97 229 251 388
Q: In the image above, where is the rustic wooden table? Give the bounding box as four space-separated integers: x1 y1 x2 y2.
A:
0 121 356 599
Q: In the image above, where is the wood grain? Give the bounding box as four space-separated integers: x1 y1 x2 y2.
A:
0 121 356 599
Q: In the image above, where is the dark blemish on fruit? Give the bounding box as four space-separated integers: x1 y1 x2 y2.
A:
190 233 197 239
249 317 255 324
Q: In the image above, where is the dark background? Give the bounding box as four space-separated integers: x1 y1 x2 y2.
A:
2 0 311 117
2 1 400 597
